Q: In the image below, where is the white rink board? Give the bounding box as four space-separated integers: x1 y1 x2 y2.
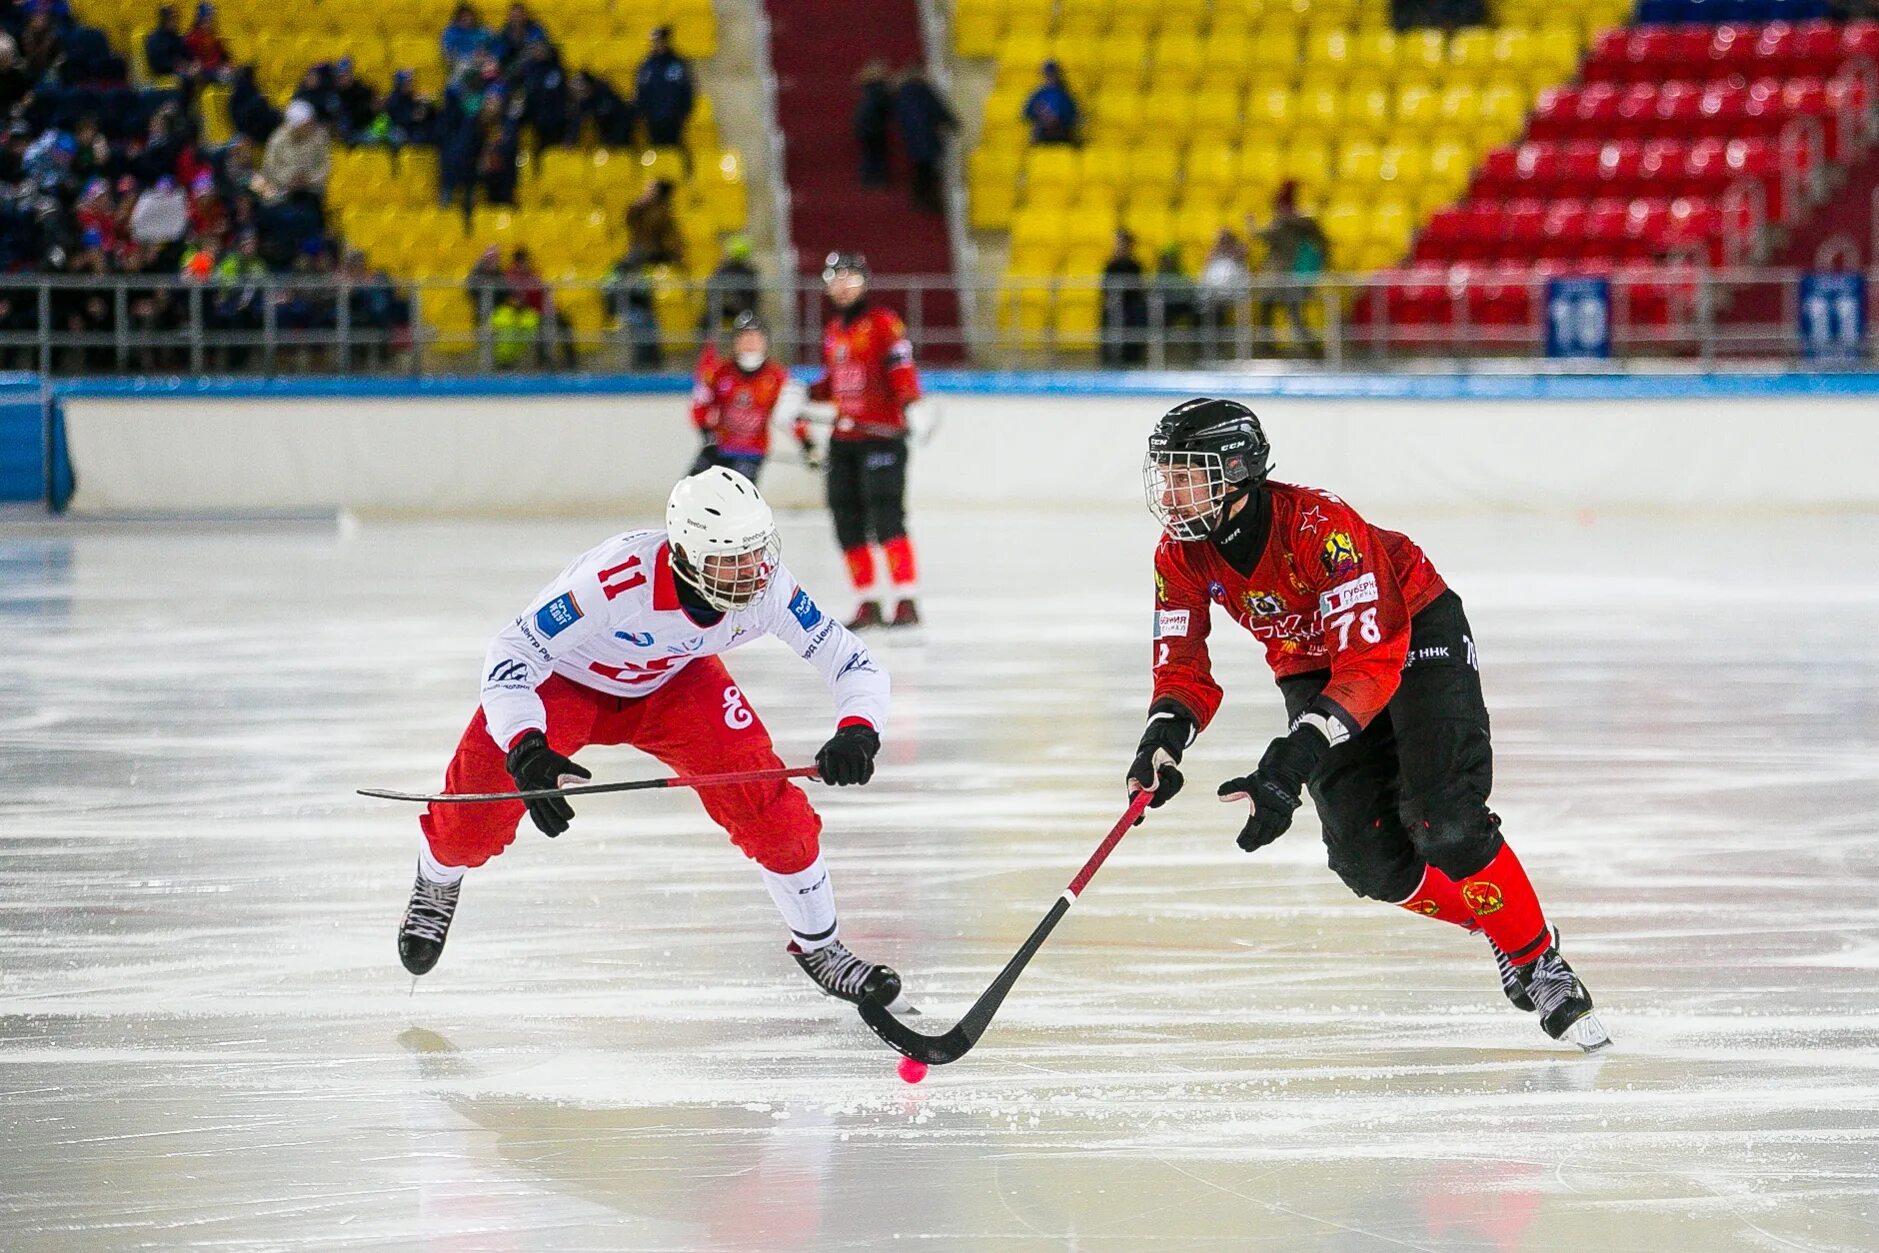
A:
60 387 1879 515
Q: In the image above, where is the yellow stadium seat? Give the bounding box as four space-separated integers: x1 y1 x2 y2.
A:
1343 85 1391 137
1186 143 1240 198
1372 199 1414 256
1203 30 1250 69
1072 183 1122 212
1024 145 1080 196
1425 140 1473 195
1351 28 1398 75
1064 201 1121 250
1154 0 1210 28
1439 83 1482 130
1024 183 1073 215
1141 93 1196 132
1394 83 1441 128
1079 145 1132 191
1445 27 1496 82
1303 26 1354 77
1491 27 1535 74
1151 34 1204 87
1281 139 1331 191
1011 207 1067 254
1244 86 1295 130
1320 201 1367 266
1096 40 1147 87
1337 138 1382 181
1174 201 1226 254
1244 29 1300 77
956 12 1001 57
1092 92 1146 143
1398 30 1446 79
1128 147 1181 202
1376 142 1429 188
1294 85 1342 135
1121 200 1173 249
1238 142 1285 186
1193 90 1243 132
1532 25 1582 77
971 180 1019 230
1479 83 1529 144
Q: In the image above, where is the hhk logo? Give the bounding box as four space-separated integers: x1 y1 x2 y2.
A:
1405 898 1442 916
1461 881 1505 916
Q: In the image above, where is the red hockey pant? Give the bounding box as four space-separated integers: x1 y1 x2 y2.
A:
421 659 822 874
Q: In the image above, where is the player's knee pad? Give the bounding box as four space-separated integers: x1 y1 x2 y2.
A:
1324 819 1423 903
1413 810 1504 881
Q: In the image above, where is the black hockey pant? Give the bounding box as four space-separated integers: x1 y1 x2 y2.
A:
827 437 908 550
1277 590 1505 904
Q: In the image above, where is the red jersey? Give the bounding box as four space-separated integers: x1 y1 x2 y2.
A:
808 303 920 441
690 358 796 457
1151 482 1448 736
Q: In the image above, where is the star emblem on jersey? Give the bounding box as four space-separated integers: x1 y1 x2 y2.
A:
1298 505 1329 534
1320 531 1361 578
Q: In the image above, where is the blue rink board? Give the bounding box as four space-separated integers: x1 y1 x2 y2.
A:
51 369 1879 401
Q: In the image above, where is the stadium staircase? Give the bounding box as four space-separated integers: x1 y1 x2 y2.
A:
766 0 963 359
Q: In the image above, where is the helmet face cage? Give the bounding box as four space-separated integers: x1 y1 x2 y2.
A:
1144 449 1229 541
677 530 782 612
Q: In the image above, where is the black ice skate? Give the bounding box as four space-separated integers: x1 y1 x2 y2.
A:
889 598 921 627
789 939 915 1013
398 868 461 976
1517 936 1611 1052
1489 933 1539 1012
847 601 885 630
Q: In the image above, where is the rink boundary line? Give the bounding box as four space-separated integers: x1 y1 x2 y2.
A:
48 370 1879 402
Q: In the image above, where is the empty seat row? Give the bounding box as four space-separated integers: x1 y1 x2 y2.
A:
1469 137 1812 220
1583 19 1879 81
1530 76 1865 155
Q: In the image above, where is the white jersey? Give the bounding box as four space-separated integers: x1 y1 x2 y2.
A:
481 528 889 751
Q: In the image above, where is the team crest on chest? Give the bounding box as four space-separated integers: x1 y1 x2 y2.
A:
1241 589 1286 617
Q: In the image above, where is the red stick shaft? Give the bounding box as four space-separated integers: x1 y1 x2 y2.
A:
1066 790 1155 898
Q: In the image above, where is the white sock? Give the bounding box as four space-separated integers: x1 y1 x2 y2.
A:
418 843 467 885
761 854 839 951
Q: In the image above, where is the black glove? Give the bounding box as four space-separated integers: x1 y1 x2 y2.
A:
504 730 591 837
1219 724 1331 853
1126 703 1196 824
816 723 880 786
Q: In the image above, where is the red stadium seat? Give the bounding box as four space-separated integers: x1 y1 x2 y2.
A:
1600 140 1647 196
1791 21 1844 77
1708 23 1761 74
1540 199 1588 259
1560 140 1604 189
1841 18 1879 60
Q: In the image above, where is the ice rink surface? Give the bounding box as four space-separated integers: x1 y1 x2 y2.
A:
2 504 1877 1252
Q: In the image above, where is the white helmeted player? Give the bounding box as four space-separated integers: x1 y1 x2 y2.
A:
398 467 908 1010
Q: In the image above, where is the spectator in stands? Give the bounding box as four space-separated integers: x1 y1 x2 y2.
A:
371 69 437 147
472 91 518 206
465 243 504 324
570 69 634 145
75 177 117 251
514 38 571 148
179 229 217 281
853 60 892 187
339 246 408 364
506 243 574 368
69 115 110 184
490 2 547 71
893 65 955 215
1251 181 1326 357
490 287 539 368
55 234 115 372
634 25 692 148
442 4 490 71
229 65 281 144
185 170 225 239
326 58 380 142
1022 60 1079 146
182 3 228 77
1198 227 1251 355
1151 242 1198 340
0 35 30 114
701 232 758 332
605 249 661 368
625 177 683 267
143 5 195 80
135 103 184 184
21 6 60 80
257 98 328 259
130 174 187 257
1101 228 1146 367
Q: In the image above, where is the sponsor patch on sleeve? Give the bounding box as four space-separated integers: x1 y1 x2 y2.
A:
533 591 584 639
1153 609 1191 639
788 588 823 630
1319 572 1379 618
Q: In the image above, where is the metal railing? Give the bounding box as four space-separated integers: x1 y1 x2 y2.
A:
0 266 1870 376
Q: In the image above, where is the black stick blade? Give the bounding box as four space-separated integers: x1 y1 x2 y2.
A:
856 995 980 1066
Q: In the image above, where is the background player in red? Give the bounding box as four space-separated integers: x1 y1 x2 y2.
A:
688 312 814 484
1126 397 1609 1051
808 252 923 629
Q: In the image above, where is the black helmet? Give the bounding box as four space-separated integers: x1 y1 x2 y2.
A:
822 251 869 284
730 310 767 336
1143 397 1271 541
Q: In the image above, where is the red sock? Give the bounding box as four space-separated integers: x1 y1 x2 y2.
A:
843 545 875 594
882 535 918 588
1395 864 1477 929
1456 842 1551 966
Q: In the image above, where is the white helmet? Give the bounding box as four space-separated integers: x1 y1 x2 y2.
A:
665 467 781 612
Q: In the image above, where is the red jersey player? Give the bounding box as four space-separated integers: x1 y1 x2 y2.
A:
1127 398 1609 1050
688 312 813 484
808 252 923 629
